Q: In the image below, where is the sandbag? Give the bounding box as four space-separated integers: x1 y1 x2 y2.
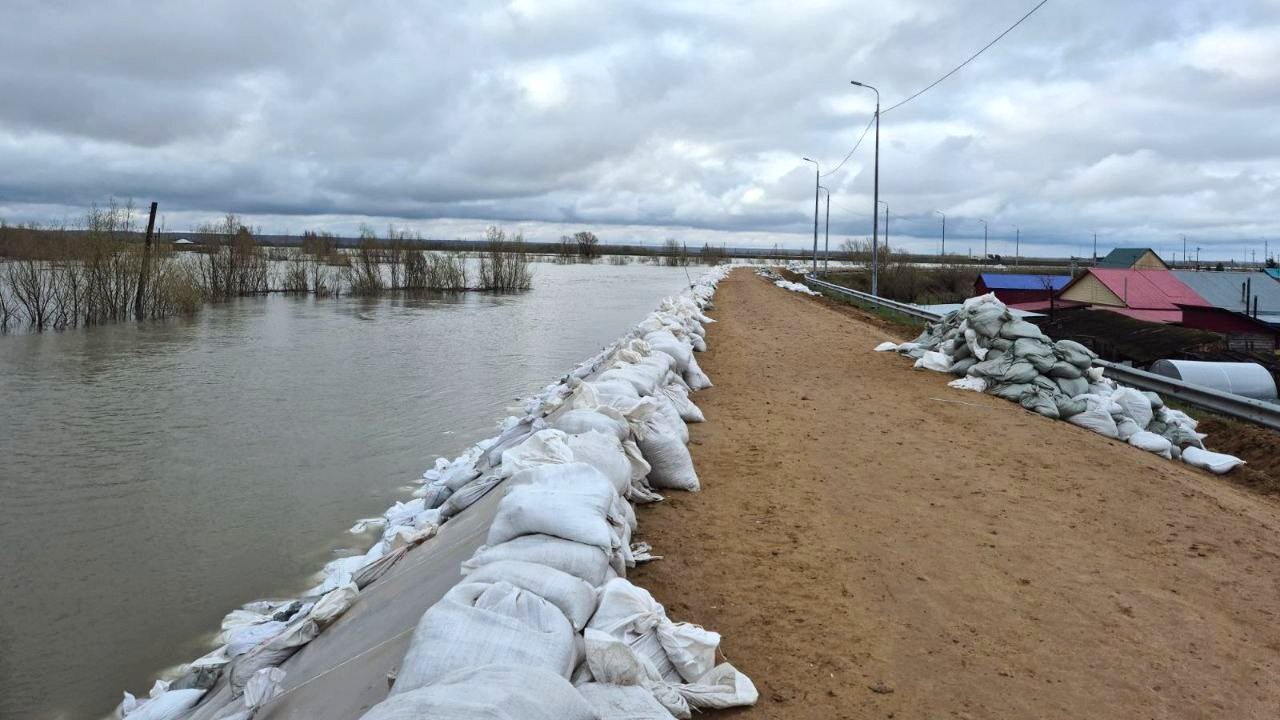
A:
1182 446 1246 475
1048 361 1083 379
682 354 713 390
565 430 632 495
653 393 690 443
1055 376 1089 398
588 579 718 684
1128 430 1173 459
1111 387 1154 429
224 621 287 658
464 560 598 631
576 682 673 720
636 412 699 492
998 319 1046 340
308 582 359 628
488 463 617 550
120 682 205 720
364 664 596 720
463 534 612 587
913 350 952 373
660 383 705 423
392 582 578 696
555 408 629 442
1054 339 1096 369
499 429 575 478
229 618 318 694
1067 401 1120 439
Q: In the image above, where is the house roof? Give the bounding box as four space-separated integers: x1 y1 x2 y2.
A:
977 273 1071 291
1098 247 1162 268
1006 299 1087 312
1070 268 1208 310
1171 270 1280 315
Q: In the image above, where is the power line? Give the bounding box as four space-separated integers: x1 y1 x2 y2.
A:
882 0 1051 114
820 113 876 178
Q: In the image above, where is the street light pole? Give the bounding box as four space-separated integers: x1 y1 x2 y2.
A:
979 219 988 265
802 157 819 274
851 80 880 295
878 201 889 255
819 186 831 272
935 211 946 256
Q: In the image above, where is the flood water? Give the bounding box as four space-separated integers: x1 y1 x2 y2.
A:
0 261 694 719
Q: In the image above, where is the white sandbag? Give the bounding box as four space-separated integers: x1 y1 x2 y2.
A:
636 412 699 492
588 579 718 684
1182 446 1246 475
660 383 705 423
228 618 318 694
653 393 690 444
677 661 760 712
599 363 668 397
488 463 617 550
577 682 675 720
913 350 953 373
682 354 712 390
1110 387 1154 429
565 430 633 495
1066 401 1119 439
120 685 205 720
1115 416 1142 441
364 665 596 720
621 439 652 483
873 341 898 352
645 331 694 372
947 376 987 393
392 582 578 695
308 582 359 628
1127 430 1173 459
583 629 691 719
224 620 287 658
463 534 612 587
499 429 575 478
690 333 707 352
554 408 629 442
208 667 288 720
464 560 598 631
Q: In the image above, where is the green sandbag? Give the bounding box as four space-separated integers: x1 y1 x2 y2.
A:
1048 361 1082 379
998 319 1046 340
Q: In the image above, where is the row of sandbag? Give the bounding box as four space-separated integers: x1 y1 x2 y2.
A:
875 292 1246 474
115 269 735 720
358 266 756 719
755 268 819 296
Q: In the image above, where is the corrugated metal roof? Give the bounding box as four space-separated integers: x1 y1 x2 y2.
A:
1171 270 1280 314
977 273 1070 291
1083 269 1208 310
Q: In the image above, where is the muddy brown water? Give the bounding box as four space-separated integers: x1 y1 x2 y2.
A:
0 261 693 720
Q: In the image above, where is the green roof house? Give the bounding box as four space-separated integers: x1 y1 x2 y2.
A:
1098 248 1169 270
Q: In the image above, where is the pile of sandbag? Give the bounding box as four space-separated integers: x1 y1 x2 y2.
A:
359 264 756 718
876 293 1245 474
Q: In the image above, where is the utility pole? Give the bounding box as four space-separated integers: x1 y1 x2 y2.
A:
802 158 819 274
819 186 830 273
979 219 989 265
879 202 889 255
852 80 881 295
935 211 946 256
1182 235 1187 270
1093 232 1097 266
133 201 158 321
1014 225 1020 266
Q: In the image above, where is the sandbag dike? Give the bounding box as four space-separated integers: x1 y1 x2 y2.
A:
118 265 755 720
873 292 1247 475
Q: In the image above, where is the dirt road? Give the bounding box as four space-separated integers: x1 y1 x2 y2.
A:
631 268 1280 719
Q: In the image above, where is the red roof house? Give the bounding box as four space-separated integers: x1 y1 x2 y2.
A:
1058 269 1210 324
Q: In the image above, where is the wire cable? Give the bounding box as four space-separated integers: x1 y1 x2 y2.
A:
820 113 876 178
882 0 1051 114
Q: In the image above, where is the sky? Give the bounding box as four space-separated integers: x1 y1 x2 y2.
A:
3 0 1280 261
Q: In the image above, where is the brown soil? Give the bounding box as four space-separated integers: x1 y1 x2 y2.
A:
631 268 1280 719
1196 415 1280 494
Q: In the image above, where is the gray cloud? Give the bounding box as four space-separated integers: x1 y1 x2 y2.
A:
3 0 1280 261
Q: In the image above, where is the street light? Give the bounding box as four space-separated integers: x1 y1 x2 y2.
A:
935 211 946 256
818 186 831 273
851 79 880 295
978 218 988 264
802 157 819 273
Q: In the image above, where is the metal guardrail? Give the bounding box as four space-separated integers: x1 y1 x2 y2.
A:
801 274 1280 431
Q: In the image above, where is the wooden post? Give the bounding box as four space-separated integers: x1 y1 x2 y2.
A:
134 201 158 320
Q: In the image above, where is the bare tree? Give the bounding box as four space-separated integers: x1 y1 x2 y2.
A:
574 231 600 259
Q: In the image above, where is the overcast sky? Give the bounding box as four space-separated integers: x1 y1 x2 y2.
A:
3 0 1279 260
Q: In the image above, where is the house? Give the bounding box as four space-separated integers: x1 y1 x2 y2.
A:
973 273 1071 305
1057 268 1208 323
1176 305 1279 352
1098 247 1169 270
1172 270 1280 329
